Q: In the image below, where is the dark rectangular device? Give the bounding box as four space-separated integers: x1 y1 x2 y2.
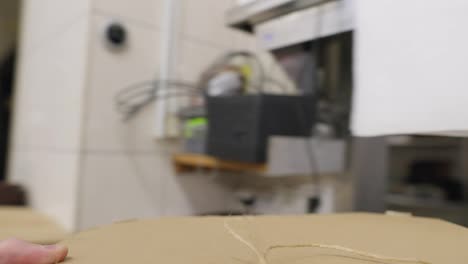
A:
206 94 315 163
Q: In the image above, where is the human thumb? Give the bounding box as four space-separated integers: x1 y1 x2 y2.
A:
0 239 68 264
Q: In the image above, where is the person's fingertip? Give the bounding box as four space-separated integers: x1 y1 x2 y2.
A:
43 244 69 263
55 245 68 262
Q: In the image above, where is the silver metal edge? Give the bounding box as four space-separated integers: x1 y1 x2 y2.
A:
226 0 332 32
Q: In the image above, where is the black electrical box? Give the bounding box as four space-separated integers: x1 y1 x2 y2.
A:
206 94 315 163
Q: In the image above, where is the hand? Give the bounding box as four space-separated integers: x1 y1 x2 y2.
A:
0 239 68 264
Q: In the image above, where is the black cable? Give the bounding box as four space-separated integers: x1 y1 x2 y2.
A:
116 51 283 115
115 80 197 100
295 99 321 190
115 85 196 109
301 2 325 213
113 51 291 121
114 80 200 121
118 92 199 121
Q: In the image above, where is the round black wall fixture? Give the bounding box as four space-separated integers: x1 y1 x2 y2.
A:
106 22 127 47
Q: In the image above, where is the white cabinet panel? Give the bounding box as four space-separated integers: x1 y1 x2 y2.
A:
353 0 468 136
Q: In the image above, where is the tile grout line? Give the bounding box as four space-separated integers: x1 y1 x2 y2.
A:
22 11 89 59
182 32 235 52
91 7 162 32
11 147 167 157
75 8 95 231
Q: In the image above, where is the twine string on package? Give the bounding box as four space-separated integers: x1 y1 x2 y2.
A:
224 221 430 264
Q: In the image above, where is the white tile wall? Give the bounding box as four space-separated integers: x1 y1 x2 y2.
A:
231 30 257 51
92 0 163 28
11 17 89 151
9 7 89 231
78 151 235 229
162 172 234 215
78 153 165 229
8 150 80 231
176 39 229 83
83 14 162 152
181 0 237 49
19 0 90 56
78 0 299 229
78 11 240 229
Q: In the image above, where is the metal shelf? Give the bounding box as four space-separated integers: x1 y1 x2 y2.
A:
226 0 330 32
386 194 465 210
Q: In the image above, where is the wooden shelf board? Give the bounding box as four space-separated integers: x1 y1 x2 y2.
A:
173 153 266 174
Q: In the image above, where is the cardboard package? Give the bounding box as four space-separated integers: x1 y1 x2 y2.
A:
61 213 468 264
0 206 66 244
